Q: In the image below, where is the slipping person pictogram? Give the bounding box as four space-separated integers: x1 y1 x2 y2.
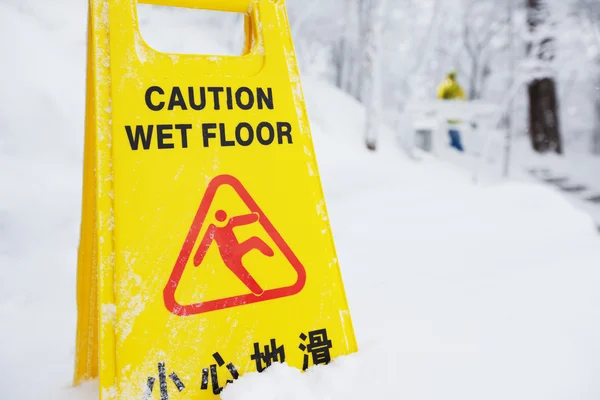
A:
163 174 307 316
194 210 274 296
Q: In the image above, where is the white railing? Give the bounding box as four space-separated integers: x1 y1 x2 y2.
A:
403 99 505 183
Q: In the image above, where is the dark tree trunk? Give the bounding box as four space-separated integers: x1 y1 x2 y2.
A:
527 77 562 153
526 0 563 154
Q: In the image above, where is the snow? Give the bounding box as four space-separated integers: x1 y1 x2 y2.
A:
398 99 600 228
511 141 600 228
1 2 600 400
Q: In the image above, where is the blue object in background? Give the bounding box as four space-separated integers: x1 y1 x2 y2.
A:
448 128 464 152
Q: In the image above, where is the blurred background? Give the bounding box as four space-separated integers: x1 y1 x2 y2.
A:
158 0 600 154
285 0 600 157
134 0 600 227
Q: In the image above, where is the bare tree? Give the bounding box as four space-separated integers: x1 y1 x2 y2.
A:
333 0 362 99
504 0 516 176
284 0 346 77
592 74 600 154
576 0 600 154
431 0 507 100
363 0 385 150
460 0 510 99
525 0 563 154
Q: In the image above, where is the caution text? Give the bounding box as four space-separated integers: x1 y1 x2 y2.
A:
124 86 294 151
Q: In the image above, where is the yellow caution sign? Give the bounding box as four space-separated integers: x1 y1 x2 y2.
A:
74 0 358 398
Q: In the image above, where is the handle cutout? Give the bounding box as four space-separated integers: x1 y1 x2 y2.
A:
136 3 247 56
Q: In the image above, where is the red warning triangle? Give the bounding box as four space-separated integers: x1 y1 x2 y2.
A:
163 174 307 316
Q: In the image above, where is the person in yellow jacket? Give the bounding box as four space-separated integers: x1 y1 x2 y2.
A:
436 71 466 152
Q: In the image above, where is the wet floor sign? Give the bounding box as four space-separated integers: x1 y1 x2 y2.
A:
74 0 358 398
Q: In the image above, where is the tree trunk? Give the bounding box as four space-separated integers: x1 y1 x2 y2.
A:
363 0 383 151
469 60 478 100
594 127 600 155
355 0 369 103
339 0 359 96
527 78 562 153
593 74 600 155
526 0 562 154
330 0 361 98
333 39 344 90
504 0 515 177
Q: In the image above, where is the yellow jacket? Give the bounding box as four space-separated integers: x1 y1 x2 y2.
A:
437 72 466 123
437 72 466 101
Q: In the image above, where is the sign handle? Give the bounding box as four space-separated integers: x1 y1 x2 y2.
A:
136 0 257 58
138 0 252 13
117 0 288 74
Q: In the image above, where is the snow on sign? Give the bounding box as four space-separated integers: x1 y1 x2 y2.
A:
73 0 357 399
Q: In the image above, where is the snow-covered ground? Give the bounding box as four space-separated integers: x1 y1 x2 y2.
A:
516 143 600 230
403 104 600 229
463 131 600 229
1 2 600 399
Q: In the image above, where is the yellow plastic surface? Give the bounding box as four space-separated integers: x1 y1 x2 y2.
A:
139 0 252 13
75 0 358 398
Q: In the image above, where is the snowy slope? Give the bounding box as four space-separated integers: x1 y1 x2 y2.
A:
515 142 600 229
2 2 600 400
0 3 88 399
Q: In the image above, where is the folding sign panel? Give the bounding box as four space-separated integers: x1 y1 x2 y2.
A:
74 0 358 398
